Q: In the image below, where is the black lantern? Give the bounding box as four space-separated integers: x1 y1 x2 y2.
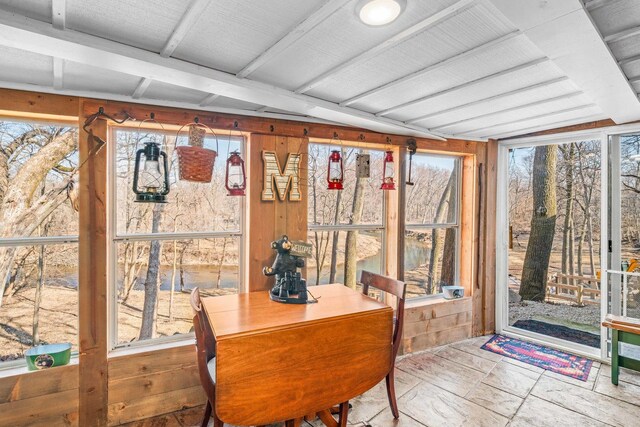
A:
132 141 170 203
225 150 246 196
327 150 344 190
380 150 396 190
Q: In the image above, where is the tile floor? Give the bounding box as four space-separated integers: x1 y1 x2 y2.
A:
122 335 640 427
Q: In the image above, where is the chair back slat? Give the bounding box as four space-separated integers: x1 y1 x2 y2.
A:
359 271 406 361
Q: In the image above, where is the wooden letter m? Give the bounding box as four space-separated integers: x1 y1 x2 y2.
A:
262 151 301 201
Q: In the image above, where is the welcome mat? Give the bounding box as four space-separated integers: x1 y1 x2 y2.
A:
481 335 593 381
513 319 600 348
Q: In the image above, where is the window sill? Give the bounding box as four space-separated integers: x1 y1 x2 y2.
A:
109 334 195 359
0 356 79 378
405 295 470 309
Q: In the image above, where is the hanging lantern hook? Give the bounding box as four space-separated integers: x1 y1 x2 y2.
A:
406 138 417 186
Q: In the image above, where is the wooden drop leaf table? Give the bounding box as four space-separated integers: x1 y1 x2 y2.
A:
202 283 393 426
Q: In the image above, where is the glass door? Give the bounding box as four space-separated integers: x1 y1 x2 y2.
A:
501 137 602 355
605 133 640 359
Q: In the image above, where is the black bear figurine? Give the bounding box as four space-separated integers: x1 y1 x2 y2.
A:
263 235 309 304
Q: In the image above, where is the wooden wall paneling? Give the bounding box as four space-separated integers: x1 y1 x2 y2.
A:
482 140 498 334
78 104 109 426
0 88 78 118
385 146 405 280
0 388 79 426
82 99 479 154
246 134 308 292
459 154 477 314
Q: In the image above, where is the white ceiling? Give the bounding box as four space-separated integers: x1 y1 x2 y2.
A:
0 0 637 140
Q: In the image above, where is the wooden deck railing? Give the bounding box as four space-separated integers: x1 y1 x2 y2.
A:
546 273 601 305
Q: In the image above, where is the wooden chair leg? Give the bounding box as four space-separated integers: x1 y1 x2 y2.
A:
386 367 400 419
201 401 212 427
612 329 620 386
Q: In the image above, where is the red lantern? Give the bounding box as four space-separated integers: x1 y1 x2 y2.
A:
380 150 395 190
327 150 344 190
225 151 246 196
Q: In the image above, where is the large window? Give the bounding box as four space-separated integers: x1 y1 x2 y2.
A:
404 153 460 299
0 120 79 363
307 143 386 286
110 127 243 349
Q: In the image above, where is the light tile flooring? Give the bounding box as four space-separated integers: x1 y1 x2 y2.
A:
123 335 640 427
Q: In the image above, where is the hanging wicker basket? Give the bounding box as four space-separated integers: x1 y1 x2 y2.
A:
175 123 218 183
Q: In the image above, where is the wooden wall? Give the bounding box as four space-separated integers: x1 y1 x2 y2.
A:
0 88 496 426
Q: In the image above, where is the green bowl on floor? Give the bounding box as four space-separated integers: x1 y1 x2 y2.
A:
25 343 72 371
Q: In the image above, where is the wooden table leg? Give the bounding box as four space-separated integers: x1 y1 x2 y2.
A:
285 418 302 427
337 401 349 427
317 401 349 427
317 409 338 427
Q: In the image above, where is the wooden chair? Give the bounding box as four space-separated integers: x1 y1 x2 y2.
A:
602 314 640 385
190 287 223 427
360 270 407 419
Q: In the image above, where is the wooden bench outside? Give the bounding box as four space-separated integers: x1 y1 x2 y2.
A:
602 314 640 385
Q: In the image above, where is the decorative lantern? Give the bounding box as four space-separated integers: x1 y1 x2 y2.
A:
380 150 396 190
133 141 170 203
225 150 246 196
327 149 344 190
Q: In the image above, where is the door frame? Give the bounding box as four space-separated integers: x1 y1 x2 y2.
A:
495 130 605 360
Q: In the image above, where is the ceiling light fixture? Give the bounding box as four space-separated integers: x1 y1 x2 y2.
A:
356 0 406 26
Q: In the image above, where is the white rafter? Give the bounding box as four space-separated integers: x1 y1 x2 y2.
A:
461 103 598 136
492 113 608 139
405 76 570 124
341 31 522 107
199 93 220 107
0 10 451 140
160 0 212 58
236 0 349 79
630 75 640 85
603 25 640 44
377 57 549 117
294 0 477 94
431 91 584 131
51 0 66 30
132 77 153 99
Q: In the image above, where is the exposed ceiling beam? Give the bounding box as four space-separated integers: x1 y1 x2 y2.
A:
462 103 598 136
132 77 153 99
236 0 349 79
199 93 220 107
52 57 64 90
492 113 608 139
431 91 584 131
341 30 522 107
160 0 212 58
377 57 548 117
490 0 640 124
583 0 621 11
51 0 65 30
405 76 570 124
0 11 450 140
0 79 343 126
603 25 640 44
619 53 640 67
629 75 640 85
294 0 476 94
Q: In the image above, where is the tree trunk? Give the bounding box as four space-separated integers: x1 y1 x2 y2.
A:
216 238 228 289
428 167 456 293
560 144 576 284
169 239 177 323
33 232 45 346
329 189 343 283
138 204 164 340
441 163 459 287
520 145 557 301
344 162 366 289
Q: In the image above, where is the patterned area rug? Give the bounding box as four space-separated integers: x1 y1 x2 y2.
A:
481 335 593 381
512 319 600 348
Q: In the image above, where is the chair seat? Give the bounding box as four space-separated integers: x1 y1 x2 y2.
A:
207 357 216 382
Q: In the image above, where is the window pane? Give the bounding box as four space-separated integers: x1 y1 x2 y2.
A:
0 244 78 362
306 230 382 286
115 128 242 235
405 154 458 225
307 143 385 226
404 228 456 298
116 238 239 346
0 121 79 237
